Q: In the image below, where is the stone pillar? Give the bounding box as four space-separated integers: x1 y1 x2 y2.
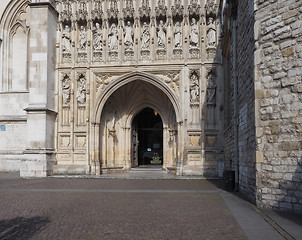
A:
21 1 58 177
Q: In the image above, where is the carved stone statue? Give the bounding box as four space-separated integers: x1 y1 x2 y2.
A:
62 75 71 105
157 20 166 48
78 25 87 51
190 18 199 47
190 73 199 103
93 22 103 51
62 25 72 53
141 22 150 49
123 21 134 50
207 71 216 104
76 75 86 104
108 23 118 51
174 21 182 48
207 17 216 47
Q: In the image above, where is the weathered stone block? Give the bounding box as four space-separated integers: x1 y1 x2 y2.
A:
281 142 301 151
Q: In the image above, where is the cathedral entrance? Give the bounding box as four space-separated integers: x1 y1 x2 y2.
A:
132 108 163 167
93 72 180 174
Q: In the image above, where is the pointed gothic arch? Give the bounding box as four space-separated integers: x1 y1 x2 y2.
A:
90 71 182 174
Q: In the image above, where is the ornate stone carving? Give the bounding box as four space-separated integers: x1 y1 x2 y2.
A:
61 73 71 106
78 25 87 51
93 22 103 61
205 0 218 18
108 22 119 61
123 0 135 19
174 21 182 48
76 1 88 21
76 73 86 105
157 20 166 48
95 74 113 92
60 1 72 22
172 0 184 18
77 25 87 62
139 0 151 18
155 0 167 18
62 25 72 62
207 17 216 47
190 70 200 104
107 0 119 19
190 135 200 147
190 18 199 48
164 72 180 94
91 0 103 20
188 0 200 17
123 21 134 50
173 21 182 59
206 69 217 107
108 23 118 51
141 22 150 49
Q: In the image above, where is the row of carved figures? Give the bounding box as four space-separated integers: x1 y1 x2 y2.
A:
61 70 216 107
61 17 216 60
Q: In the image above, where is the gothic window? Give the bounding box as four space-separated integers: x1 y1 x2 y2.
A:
10 22 28 91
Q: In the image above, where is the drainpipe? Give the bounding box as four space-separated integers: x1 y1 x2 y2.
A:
232 2 239 192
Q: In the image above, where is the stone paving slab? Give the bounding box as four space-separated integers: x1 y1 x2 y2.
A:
0 178 248 240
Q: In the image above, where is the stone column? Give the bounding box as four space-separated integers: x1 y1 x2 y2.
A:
21 0 58 177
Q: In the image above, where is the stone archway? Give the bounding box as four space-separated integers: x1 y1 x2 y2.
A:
90 72 180 175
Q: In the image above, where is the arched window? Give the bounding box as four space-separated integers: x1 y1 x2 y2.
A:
10 22 28 91
0 0 30 92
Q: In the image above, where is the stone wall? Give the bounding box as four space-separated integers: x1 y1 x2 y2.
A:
254 0 302 212
222 0 257 202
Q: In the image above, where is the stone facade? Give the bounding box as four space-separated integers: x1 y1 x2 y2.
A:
0 0 301 212
0 0 224 177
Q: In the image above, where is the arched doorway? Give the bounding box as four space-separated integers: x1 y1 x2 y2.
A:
91 72 181 174
132 108 163 167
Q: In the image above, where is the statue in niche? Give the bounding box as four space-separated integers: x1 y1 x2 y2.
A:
190 18 199 47
157 20 166 48
174 21 182 48
62 25 72 53
207 71 216 104
108 23 118 51
123 21 134 50
78 25 87 51
207 17 216 47
62 75 71 105
93 22 103 51
76 75 86 104
141 22 150 49
190 73 200 103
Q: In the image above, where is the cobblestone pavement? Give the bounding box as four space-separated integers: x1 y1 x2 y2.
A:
0 178 247 240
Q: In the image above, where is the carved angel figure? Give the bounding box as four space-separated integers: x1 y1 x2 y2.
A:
124 21 134 50
174 21 182 48
108 23 118 51
157 20 166 48
190 18 199 47
141 22 150 49
62 25 72 53
93 23 103 51
207 17 216 46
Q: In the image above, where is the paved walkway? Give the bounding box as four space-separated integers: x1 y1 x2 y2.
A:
0 171 301 240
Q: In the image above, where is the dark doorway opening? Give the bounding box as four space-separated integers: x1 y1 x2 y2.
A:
132 108 163 167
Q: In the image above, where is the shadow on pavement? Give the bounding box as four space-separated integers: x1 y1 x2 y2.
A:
0 216 50 240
